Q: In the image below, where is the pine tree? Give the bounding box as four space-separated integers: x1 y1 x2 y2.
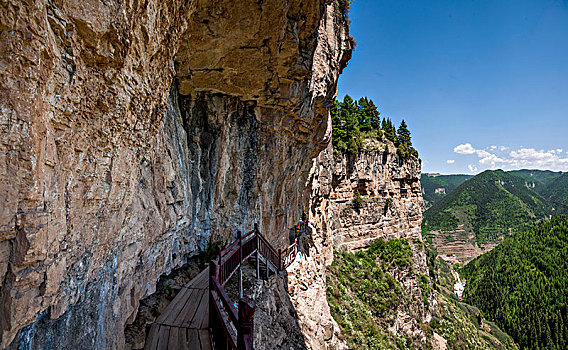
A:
382 118 396 143
331 100 346 152
396 120 418 159
368 99 381 131
341 95 359 136
341 95 362 153
358 97 380 132
396 120 412 148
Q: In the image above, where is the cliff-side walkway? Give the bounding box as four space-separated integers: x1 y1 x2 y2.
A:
145 267 212 350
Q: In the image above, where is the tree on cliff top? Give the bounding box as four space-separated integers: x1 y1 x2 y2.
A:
331 95 363 153
396 120 419 159
396 120 411 147
382 118 396 143
331 95 417 157
358 97 380 132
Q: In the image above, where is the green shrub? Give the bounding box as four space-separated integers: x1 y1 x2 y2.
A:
385 197 393 211
352 190 363 209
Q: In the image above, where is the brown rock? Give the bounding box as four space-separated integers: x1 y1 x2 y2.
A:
0 0 351 348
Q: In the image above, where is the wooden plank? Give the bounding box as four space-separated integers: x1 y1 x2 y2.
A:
145 323 160 350
198 329 212 350
167 326 180 349
187 267 209 290
179 326 188 349
173 288 203 327
183 290 207 328
187 329 201 350
200 297 209 329
188 291 208 328
156 287 190 324
163 288 197 326
157 325 170 350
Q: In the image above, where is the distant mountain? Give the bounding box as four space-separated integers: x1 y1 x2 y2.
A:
541 172 568 213
423 169 555 244
507 169 563 194
461 215 568 350
420 173 473 208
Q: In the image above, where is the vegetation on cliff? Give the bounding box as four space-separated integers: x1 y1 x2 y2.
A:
330 95 418 157
461 215 568 350
326 239 419 349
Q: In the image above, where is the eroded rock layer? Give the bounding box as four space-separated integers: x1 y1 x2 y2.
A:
0 0 351 347
326 145 423 251
275 140 434 348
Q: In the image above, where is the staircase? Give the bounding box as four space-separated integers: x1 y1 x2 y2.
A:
145 217 308 350
208 218 308 350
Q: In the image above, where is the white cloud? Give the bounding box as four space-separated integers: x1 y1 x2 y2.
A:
479 153 507 166
454 143 491 157
453 143 568 172
446 159 455 164
507 148 568 170
454 143 477 154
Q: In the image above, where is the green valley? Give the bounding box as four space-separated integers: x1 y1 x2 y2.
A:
421 169 565 263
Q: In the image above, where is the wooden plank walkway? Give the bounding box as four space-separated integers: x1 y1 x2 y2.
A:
145 267 212 350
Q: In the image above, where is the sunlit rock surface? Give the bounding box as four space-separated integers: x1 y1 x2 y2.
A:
0 0 351 347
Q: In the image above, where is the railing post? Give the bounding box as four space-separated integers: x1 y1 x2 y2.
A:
265 247 269 279
208 260 215 336
237 297 255 350
256 235 260 280
217 245 223 282
278 248 282 271
238 230 243 300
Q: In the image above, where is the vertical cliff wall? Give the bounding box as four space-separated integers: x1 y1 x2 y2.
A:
270 138 434 348
325 142 423 251
0 0 351 348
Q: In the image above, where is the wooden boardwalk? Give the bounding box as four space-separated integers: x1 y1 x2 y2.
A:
145 267 212 350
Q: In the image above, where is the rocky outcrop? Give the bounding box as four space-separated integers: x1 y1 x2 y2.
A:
0 0 351 347
277 139 434 348
325 141 423 251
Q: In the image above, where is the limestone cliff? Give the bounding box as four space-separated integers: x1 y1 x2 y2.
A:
0 0 352 348
324 141 423 251
270 138 435 348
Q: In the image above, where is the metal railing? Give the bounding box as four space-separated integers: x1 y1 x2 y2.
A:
208 217 308 349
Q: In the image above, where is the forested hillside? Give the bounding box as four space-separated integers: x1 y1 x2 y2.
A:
461 215 568 350
421 174 473 208
423 170 554 243
541 172 568 213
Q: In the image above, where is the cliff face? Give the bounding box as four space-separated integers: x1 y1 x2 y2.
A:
273 139 433 348
0 0 351 348
326 144 423 251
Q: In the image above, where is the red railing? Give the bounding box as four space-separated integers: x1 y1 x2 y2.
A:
209 217 308 349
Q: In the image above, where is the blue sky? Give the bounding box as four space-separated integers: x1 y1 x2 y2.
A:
337 0 568 174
